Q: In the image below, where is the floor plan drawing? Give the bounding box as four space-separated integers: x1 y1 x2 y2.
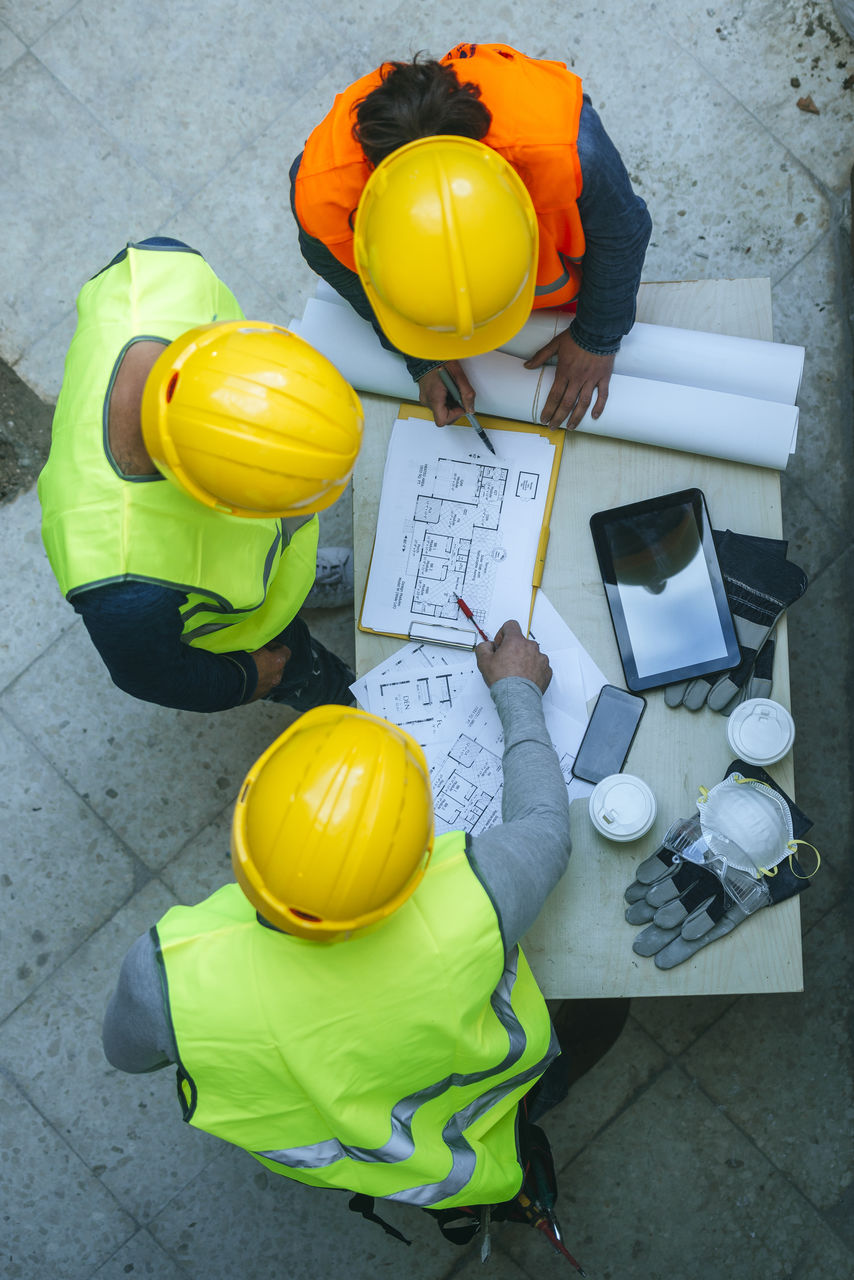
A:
430 732 503 835
409 457 511 622
361 417 555 639
379 671 455 715
373 670 461 742
429 725 591 836
350 642 478 745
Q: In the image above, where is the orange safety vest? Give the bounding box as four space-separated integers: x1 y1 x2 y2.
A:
294 43 585 310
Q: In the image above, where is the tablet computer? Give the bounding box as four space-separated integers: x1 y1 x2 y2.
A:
590 488 740 692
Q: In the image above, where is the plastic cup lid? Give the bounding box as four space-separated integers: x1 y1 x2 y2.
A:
727 699 795 765
589 774 656 841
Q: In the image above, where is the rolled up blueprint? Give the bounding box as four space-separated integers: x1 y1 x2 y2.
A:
292 298 799 470
315 279 352 307
470 351 798 469
499 308 804 405
309 285 804 405
292 297 414 397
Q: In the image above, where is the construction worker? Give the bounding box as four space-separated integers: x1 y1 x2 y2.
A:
290 42 652 431
38 237 364 713
102 620 577 1224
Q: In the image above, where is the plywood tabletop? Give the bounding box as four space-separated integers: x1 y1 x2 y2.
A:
352 278 802 998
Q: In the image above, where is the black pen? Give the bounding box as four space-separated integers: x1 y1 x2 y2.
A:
437 367 496 455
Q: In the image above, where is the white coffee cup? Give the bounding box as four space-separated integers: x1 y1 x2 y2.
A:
589 774 657 842
726 698 795 766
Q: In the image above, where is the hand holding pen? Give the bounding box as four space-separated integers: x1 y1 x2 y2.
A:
433 366 497 455
475 619 553 694
418 361 476 427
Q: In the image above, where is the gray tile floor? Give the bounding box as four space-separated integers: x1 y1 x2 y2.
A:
1 3 852 1277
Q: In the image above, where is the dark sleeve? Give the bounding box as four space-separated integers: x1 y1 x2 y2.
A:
74 580 258 711
570 98 653 355
289 152 439 385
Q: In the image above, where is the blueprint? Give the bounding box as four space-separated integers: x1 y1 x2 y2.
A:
429 730 504 833
352 654 476 745
350 640 475 740
424 690 592 837
361 417 555 639
351 592 606 835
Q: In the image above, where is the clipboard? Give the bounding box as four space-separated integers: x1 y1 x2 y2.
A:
358 404 566 646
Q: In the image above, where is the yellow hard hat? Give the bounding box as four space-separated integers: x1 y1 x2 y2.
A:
141 321 364 518
353 135 538 360
231 706 435 941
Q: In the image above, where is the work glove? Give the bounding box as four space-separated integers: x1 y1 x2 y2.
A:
665 530 807 715
624 762 812 969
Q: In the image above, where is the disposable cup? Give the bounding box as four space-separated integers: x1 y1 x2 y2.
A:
589 774 656 842
726 698 795 766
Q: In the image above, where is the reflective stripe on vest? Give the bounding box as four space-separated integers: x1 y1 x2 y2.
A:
155 832 556 1209
38 242 317 652
295 43 585 311
256 948 557 1206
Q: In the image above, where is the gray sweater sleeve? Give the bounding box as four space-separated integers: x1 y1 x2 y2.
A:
102 931 177 1073
467 676 572 950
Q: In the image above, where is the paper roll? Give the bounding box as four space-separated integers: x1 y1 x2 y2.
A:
292 298 413 398
315 279 351 307
466 352 798 469
293 298 799 470
499 309 804 405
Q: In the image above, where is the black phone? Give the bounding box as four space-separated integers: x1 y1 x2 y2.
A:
571 684 646 784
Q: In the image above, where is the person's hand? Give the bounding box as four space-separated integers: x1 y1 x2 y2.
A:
418 360 476 427
248 642 291 700
524 328 615 429
476 619 552 693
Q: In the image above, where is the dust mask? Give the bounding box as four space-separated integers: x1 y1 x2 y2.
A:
698 774 795 876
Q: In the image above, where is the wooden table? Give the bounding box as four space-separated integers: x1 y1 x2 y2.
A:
352 279 802 998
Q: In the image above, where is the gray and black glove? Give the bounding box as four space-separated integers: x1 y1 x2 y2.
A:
624 762 812 969
665 530 807 715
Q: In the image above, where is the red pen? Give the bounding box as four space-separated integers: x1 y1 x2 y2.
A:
455 595 491 643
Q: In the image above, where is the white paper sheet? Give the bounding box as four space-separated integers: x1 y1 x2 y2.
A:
352 656 477 745
351 598 600 836
350 640 468 718
530 591 608 708
425 685 591 836
499 309 804 405
315 279 352 307
463 351 799 469
360 416 555 640
293 297 799 470
292 298 413 398
311 286 803 405
351 595 603 732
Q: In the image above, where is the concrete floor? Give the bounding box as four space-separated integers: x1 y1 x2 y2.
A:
1 2 852 1278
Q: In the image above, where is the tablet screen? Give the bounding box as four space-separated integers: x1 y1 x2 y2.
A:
590 489 741 692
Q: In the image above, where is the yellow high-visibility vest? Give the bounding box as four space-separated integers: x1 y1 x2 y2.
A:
155 830 557 1209
39 241 317 653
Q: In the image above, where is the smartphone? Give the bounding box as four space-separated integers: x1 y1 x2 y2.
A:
571 684 646 784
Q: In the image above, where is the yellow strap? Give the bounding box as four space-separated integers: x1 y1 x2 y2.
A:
759 841 821 879
697 780 821 880
698 774 756 806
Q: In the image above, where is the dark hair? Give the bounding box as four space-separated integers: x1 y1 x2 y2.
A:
353 54 492 166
